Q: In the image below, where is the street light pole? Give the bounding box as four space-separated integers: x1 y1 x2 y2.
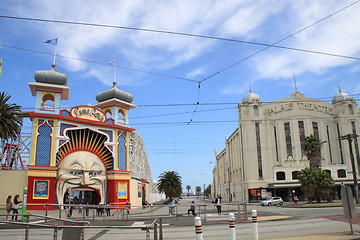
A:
340 134 359 204
203 184 206 200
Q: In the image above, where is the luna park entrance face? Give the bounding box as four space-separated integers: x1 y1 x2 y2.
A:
56 151 107 206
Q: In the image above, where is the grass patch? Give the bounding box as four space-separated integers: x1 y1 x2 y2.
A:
301 202 342 207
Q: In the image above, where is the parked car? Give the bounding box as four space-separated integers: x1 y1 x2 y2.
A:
260 197 283 206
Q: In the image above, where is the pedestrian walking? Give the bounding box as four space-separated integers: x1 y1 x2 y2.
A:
5 195 12 221
168 201 174 215
214 194 222 215
12 195 22 221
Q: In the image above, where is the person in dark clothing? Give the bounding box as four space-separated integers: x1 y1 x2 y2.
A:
187 201 196 216
12 195 22 221
214 194 222 215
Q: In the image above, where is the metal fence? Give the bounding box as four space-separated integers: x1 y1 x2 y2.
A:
0 201 247 239
0 213 162 240
38 202 248 223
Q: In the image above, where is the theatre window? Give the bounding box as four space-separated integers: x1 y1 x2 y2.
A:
337 169 346 178
292 171 300 180
276 171 286 181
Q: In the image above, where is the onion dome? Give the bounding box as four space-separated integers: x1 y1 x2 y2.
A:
34 64 67 85
96 81 134 103
332 87 350 104
242 88 261 104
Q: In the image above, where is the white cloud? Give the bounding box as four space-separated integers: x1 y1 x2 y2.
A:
251 0 360 81
4 0 360 89
186 67 207 79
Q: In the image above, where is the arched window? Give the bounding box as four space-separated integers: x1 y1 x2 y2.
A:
337 169 346 178
117 109 126 124
276 171 286 180
323 169 331 177
254 105 259 116
41 93 55 111
348 104 354 115
292 171 300 180
104 109 112 119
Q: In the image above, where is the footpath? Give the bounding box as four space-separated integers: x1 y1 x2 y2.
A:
2 199 360 239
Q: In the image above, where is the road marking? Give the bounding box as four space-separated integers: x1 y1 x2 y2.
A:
131 222 145 227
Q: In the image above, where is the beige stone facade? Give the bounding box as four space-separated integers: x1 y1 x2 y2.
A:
213 90 360 203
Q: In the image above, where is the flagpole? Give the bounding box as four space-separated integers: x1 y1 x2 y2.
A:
53 37 58 66
111 60 116 85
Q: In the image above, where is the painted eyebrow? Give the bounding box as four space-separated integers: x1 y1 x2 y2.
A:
90 162 104 170
70 160 85 168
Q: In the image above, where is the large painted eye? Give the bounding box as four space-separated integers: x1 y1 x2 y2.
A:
71 171 82 176
90 171 101 176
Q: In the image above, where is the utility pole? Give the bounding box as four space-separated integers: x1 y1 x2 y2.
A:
340 134 359 204
228 167 231 203
203 184 206 200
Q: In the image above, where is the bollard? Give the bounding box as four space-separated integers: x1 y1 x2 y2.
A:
159 218 163 240
45 204 48 223
194 216 203 240
53 225 58 240
154 221 158 240
229 212 236 240
25 215 30 240
252 209 258 240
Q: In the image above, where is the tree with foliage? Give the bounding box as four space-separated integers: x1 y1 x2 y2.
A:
204 185 211 198
317 170 335 202
298 168 335 203
157 171 182 201
0 92 22 146
195 186 201 196
186 185 191 195
304 134 322 170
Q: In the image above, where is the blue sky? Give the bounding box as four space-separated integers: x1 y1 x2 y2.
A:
1 0 360 193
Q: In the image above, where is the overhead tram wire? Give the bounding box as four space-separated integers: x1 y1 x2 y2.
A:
2 3 359 122
17 94 360 112
188 0 360 123
199 0 360 83
0 14 359 63
187 83 202 125
0 43 198 83
129 106 237 119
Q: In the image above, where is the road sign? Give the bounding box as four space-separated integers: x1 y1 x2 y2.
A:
340 185 357 234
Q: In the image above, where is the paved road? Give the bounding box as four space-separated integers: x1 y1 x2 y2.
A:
1 215 359 240
1 199 360 239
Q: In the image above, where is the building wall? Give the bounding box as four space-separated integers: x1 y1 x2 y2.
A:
213 91 360 202
0 171 28 204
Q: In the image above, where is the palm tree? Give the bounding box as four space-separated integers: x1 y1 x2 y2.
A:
298 168 317 202
157 171 182 202
204 185 211 198
195 186 201 197
304 134 322 171
186 185 191 195
0 92 22 146
298 168 335 203
317 171 335 202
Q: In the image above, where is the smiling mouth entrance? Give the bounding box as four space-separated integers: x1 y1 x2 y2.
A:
65 188 100 205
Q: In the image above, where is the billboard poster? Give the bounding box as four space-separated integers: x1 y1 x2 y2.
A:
117 182 128 199
33 180 49 199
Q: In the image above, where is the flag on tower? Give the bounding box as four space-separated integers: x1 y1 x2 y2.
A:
43 38 58 45
43 38 59 65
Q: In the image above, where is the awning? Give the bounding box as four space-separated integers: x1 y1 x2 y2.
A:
268 183 301 188
269 180 358 189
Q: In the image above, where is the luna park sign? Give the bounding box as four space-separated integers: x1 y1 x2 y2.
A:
70 106 106 122
264 102 333 116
